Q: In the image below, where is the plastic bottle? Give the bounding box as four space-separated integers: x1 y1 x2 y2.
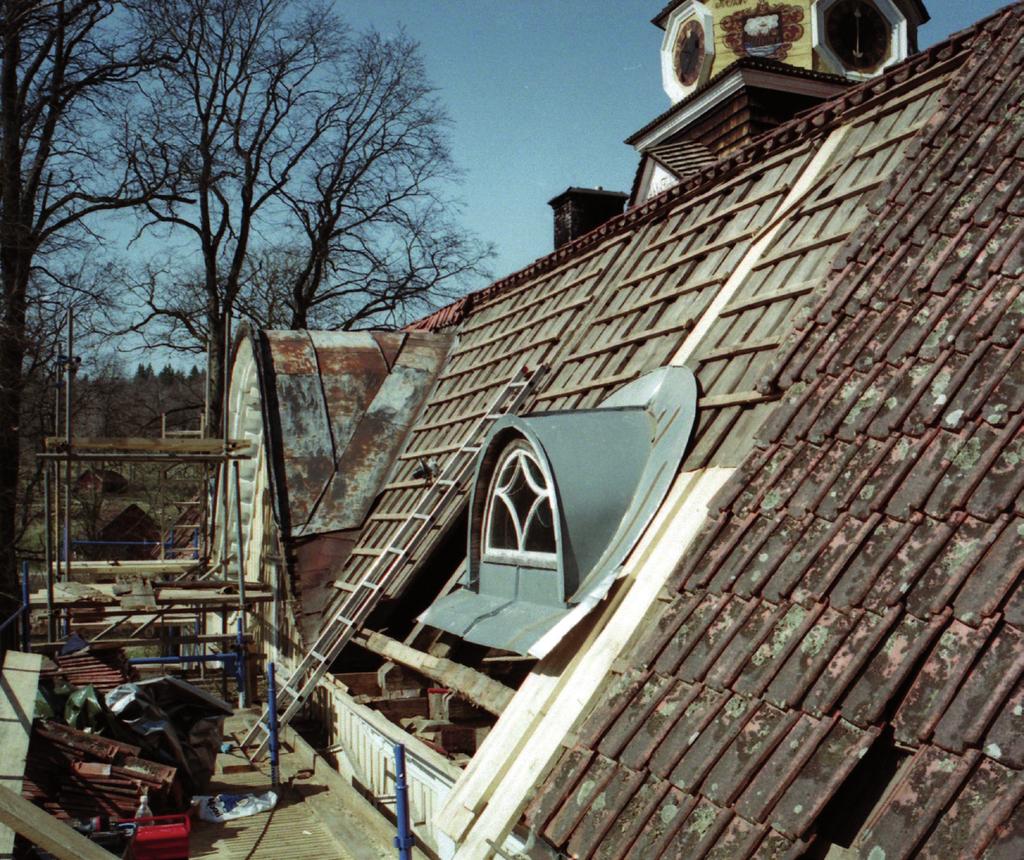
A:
135 787 152 820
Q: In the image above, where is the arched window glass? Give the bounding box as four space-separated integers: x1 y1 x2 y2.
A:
484 441 557 564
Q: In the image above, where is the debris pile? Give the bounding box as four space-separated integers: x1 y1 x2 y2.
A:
23 720 179 820
40 645 137 692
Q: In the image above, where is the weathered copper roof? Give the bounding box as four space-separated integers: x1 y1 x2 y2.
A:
526 4 1024 856
254 330 453 539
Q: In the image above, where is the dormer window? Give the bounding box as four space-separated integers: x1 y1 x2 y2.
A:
421 366 699 658
484 441 557 565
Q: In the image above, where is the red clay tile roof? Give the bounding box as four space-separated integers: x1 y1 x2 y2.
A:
526 3 1024 857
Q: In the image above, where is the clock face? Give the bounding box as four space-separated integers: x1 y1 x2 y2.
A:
825 0 891 72
674 19 706 88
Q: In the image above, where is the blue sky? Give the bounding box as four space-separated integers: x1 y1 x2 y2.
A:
340 0 1011 283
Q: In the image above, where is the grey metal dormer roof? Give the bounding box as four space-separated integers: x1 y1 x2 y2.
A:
419 365 698 657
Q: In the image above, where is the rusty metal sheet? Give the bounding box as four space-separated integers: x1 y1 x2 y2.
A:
257 329 453 539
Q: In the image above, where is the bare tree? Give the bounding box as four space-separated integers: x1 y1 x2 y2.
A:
120 0 490 433
0 0 173 614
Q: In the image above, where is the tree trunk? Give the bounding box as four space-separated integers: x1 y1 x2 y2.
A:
207 311 227 438
0 268 28 620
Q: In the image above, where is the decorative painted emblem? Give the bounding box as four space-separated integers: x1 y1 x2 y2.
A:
721 1 805 61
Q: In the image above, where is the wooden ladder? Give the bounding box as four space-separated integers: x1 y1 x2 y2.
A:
242 363 547 759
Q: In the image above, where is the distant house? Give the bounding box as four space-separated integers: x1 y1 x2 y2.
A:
74 468 128 496
216 2 1024 857
93 503 161 562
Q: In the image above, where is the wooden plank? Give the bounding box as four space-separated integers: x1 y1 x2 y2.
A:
644 186 789 253
562 318 695 365
848 75 950 128
29 588 273 609
617 227 757 290
463 267 604 329
425 375 513 408
411 407 489 435
356 631 514 716
0 651 43 859
437 335 559 384
751 227 855 272
718 280 817 317
698 390 778 408
799 175 886 216
533 370 637 403
0 785 118 860
50 560 197 575
590 273 728 325
34 633 250 651
467 237 625 318
44 436 251 454
696 336 784 364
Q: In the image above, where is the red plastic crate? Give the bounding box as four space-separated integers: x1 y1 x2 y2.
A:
124 813 191 860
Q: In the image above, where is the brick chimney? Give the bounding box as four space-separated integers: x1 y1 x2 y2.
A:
548 187 629 250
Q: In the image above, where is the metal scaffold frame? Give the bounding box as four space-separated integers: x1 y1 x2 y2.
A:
16 307 261 705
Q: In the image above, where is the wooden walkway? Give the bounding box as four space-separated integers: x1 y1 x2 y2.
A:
0 651 43 860
190 714 395 860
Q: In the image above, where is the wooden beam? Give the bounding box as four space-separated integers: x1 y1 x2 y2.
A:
43 436 251 454
0 652 43 859
356 631 514 716
0 785 119 860
49 560 202 583
34 632 251 651
50 560 198 575
29 586 273 610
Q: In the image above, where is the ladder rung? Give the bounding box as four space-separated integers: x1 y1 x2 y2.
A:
243 363 547 765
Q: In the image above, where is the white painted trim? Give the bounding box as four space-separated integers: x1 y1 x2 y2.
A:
634 69 746 152
812 0 909 80
660 1 715 102
635 158 683 208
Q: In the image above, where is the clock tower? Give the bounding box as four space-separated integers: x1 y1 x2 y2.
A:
630 0 929 203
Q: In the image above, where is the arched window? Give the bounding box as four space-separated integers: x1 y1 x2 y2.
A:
483 440 557 566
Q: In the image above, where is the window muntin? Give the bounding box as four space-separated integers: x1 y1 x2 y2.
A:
484 441 557 566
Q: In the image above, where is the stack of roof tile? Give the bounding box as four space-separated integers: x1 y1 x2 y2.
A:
41 646 138 693
23 721 178 820
525 4 1024 858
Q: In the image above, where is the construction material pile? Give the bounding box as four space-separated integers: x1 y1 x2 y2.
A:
40 644 138 692
22 720 179 820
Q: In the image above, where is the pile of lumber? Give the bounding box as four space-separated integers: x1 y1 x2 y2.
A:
23 721 178 820
41 646 137 693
